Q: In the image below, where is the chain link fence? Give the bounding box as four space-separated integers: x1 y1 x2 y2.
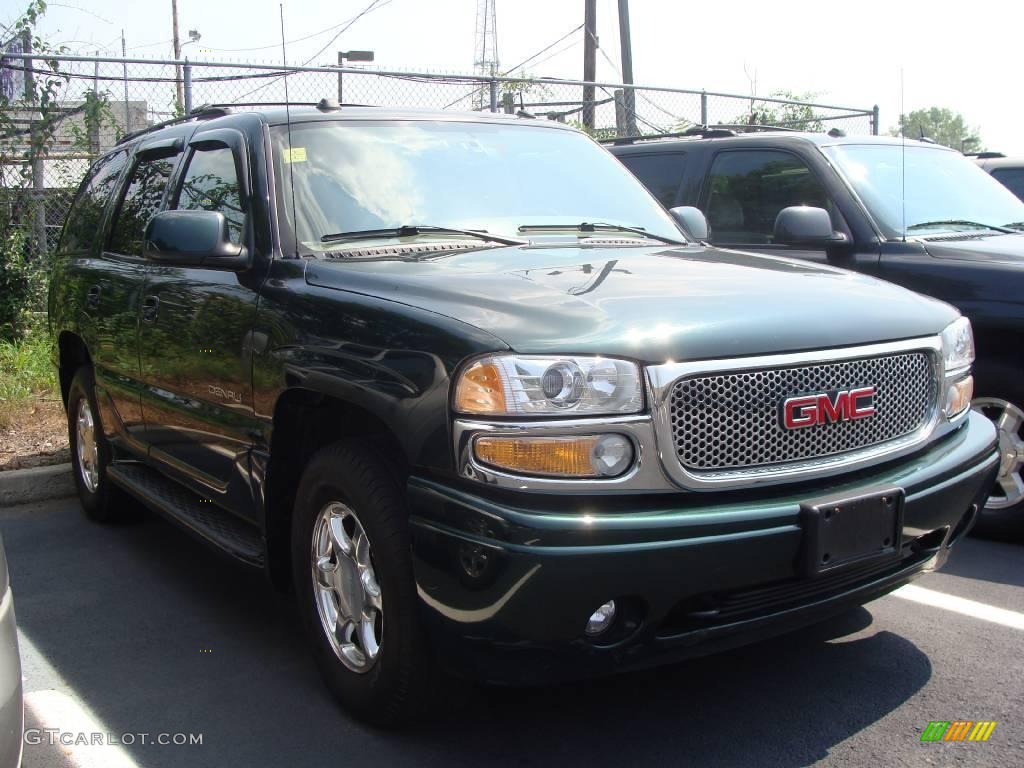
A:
2 52 879 260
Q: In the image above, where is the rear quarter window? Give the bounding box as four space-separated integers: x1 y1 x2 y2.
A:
58 151 129 253
618 152 687 208
991 167 1024 202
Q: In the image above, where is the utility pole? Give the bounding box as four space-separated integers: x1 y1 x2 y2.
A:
617 0 637 137
582 0 597 130
171 0 183 111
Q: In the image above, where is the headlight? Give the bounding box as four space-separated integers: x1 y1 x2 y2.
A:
941 317 975 374
454 355 643 416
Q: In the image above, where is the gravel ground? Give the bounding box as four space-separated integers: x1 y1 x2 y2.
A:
0 399 69 472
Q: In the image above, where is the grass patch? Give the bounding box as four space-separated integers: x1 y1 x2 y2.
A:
0 327 57 428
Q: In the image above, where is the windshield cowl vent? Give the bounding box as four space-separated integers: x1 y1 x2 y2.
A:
322 241 492 259
921 233 993 243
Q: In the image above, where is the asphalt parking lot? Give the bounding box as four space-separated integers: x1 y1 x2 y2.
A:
2 496 1022 768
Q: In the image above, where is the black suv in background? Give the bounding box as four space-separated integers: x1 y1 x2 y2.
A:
609 130 1024 537
974 153 1024 202
49 105 998 724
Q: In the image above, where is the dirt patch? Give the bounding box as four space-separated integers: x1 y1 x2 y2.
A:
0 397 70 471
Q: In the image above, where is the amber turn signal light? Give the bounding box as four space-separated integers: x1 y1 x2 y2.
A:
455 361 507 415
474 434 634 478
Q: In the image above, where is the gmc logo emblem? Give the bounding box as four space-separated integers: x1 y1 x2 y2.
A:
781 387 877 429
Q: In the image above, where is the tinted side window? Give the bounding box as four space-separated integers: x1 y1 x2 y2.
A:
991 168 1024 203
705 150 829 244
108 155 177 256
619 152 686 208
59 151 128 252
174 147 245 245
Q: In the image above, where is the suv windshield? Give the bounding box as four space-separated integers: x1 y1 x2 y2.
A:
270 120 682 253
823 143 1024 238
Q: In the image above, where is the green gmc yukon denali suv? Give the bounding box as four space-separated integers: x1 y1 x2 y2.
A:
48 104 1000 725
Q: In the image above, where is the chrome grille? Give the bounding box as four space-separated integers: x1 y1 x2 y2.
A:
669 352 937 472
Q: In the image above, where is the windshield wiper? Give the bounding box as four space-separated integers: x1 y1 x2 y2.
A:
321 225 526 246
1003 221 1024 231
517 222 689 246
906 219 1015 234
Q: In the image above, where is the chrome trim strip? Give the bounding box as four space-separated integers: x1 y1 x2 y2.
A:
453 415 674 494
646 336 949 490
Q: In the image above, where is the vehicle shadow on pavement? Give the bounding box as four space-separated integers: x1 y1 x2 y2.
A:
3 499 932 768
940 536 1024 588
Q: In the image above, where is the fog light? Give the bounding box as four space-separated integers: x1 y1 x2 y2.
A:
473 434 634 478
945 375 973 418
585 600 617 636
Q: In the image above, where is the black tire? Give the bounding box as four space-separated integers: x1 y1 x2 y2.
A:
66 366 131 523
970 374 1024 541
291 440 434 726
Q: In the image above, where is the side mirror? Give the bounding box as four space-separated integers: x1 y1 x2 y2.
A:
773 206 847 247
668 206 709 241
144 210 248 269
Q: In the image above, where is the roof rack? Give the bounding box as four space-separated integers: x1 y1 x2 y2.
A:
191 100 376 112
600 123 805 146
116 105 229 146
115 100 379 146
965 151 1006 159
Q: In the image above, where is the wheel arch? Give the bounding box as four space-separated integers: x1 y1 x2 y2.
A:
263 388 409 592
57 331 92 407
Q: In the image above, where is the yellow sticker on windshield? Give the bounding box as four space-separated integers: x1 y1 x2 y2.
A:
283 147 307 163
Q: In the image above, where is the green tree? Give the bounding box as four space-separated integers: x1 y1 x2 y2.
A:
890 107 983 152
0 0 70 338
733 90 826 132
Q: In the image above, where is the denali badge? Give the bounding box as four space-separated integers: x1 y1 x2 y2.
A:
781 387 876 429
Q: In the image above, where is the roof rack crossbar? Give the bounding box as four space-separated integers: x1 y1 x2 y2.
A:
600 123 823 145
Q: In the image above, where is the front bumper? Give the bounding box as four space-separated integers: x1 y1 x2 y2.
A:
0 587 23 768
408 411 999 685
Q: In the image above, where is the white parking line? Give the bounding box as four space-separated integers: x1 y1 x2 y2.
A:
892 584 1024 631
24 690 140 768
18 632 141 768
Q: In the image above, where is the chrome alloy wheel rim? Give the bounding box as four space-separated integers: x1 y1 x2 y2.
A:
311 502 383 673
973 398 1024 509
75 398 100 493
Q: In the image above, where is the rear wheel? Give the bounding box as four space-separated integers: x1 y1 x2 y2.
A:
291 440 434 726
66 366 130 522
971 396 1024 540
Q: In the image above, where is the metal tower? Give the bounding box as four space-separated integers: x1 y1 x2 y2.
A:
473 0 499 109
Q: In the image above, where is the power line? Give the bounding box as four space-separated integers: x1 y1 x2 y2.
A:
300 0 392 67
504 23 582 76
234 0 392 101
210 5 387 54
526 36 582 72
443 23 584 110
590 32 671 132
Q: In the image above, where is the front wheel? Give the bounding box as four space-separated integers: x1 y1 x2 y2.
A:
291 440 435 726
971 397 1024 539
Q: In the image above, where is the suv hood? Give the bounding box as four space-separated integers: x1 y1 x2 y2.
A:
305 244 958 363
919 231 1024 265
